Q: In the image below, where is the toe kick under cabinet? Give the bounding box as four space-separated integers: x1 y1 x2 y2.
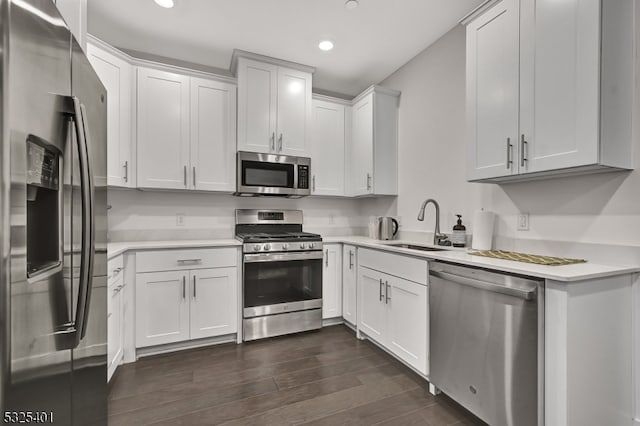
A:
357 248 428 376
135 248 238 348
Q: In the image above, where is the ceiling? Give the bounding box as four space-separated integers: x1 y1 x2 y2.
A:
87 0 483 97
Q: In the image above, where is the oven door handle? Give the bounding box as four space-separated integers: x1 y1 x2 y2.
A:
244 251 324 263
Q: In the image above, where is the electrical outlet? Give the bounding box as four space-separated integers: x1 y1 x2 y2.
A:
517 213 529 231
176 213 186 227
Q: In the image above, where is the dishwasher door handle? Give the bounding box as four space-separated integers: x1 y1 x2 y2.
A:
429 270 536 301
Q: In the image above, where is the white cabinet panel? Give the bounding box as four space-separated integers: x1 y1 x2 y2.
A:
190 78 236 192
136 270 190 347
311 99 345 196
387 276 428 375
190 268 238 339
358 267 386 341
322 244 342 319
466 0 520 180
107 278 123 381
87 43 133 187
276 67 311 156
342 245 357 326
136 67 190 189
237 59 278 153
349 93 374 196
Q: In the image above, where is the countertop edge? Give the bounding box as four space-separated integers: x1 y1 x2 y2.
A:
107 239 242 260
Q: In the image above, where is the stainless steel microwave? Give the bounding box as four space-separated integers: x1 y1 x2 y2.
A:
236 151 311 197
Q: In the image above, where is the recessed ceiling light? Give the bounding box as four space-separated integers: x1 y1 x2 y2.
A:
345 0 359 10
153 0 174 8
318 40 334 51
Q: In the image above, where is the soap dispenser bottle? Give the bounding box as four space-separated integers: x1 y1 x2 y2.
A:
452 214 466 247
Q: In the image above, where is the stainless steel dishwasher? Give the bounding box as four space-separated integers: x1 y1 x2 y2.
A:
429 262 544 426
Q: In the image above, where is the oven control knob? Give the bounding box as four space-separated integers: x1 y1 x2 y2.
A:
309 242 315 249
263 243 271 251
282 244 289 250
300 243 306 250
253 244 261 251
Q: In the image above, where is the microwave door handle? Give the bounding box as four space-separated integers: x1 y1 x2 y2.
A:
73 98 95 343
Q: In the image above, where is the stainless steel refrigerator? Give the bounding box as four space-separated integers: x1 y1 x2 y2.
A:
0 0 108 424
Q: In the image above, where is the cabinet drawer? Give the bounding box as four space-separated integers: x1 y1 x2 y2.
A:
136 248 237 273
359 248 427 285
108 255 124 285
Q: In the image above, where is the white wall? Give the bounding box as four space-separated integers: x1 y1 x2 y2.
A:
107 189 394 242
380 25 640 263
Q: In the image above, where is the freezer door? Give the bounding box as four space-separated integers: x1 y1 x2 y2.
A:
70 37 107 426
4 0 74 423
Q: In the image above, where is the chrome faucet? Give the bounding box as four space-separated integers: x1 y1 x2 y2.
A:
417 199 449 246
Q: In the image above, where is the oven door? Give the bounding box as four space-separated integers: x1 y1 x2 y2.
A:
237 152 298 196
243 251 322 317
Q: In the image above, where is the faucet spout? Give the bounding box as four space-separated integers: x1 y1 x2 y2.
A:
417 198 447 246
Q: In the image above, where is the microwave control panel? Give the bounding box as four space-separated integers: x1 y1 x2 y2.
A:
297 165 309 189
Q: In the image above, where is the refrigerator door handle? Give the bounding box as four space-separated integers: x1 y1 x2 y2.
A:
69 97 95 345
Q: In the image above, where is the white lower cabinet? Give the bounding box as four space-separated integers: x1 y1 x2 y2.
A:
107 255 125 381
135 249 238 349
322 244 342 319
136 270 191 347
342 245 357 326
357 259 428 375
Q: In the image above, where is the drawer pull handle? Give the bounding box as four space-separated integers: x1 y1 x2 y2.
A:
177 258 202 264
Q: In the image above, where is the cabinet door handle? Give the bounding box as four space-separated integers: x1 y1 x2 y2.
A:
379 279 384 302
193 275 197 299
312 175 316 192
506 138 513 169
325 249 329 266
366 173 372 191
124 161 129 183
182 276 186 299
177 258 202 264
349 250 354 269
385 281 391 304
183 165 187 186
270 132 275 151
193 166 196 187
278 133 283 152
520 134 528 167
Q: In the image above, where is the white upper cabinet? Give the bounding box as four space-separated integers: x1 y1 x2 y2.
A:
466 0 634 182
137 67 237 192
137 67 191 189
236 55 313 156
311 98 346 196
190 78 237 192
347 86 399 196
465 0 520 181
87 42 134 187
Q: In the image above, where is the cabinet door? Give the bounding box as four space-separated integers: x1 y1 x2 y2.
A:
136 271 190 347
189 268 238 339
322 244 342 319
466 0 520 181
311 99 345 196
519 0 600 173
237 58 277 153
349 94 374 196
386 276 428 375
342 245 357 326
357 266 386 342
137 67 190 189
190 78 237 192
276 67 312 157
107 280 123 381
87 44 132 187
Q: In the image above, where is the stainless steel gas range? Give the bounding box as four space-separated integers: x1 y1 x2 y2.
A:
236 209 323 341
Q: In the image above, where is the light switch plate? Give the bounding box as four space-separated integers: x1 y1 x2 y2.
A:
517 213 529 231
176 213 186 227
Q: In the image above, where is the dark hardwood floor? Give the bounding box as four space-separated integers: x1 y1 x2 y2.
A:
108 325 485 425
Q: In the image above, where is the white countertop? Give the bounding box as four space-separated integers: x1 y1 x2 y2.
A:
324 236 640 282
107 236 639 282
107 239 242 259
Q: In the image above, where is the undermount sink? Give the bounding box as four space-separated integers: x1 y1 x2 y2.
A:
386 243 448 252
